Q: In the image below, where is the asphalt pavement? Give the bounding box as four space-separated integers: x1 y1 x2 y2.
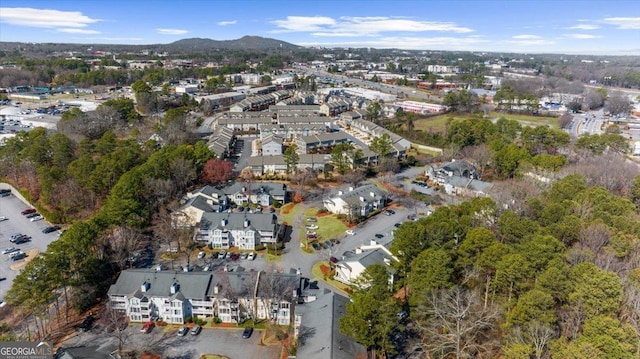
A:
0 190 61 300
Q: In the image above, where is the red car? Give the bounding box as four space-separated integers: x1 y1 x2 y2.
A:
21 208 36 215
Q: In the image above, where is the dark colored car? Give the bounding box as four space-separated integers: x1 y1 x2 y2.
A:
76 316 95 332
242 327 254 339
374 233 385 239
13 236 30 244
42 225 61 234
329 256 339 264
230 253 239 261
25 212 40 218
394 223 402 228
21 208 37 215
312 243 320 250
0 189 11 194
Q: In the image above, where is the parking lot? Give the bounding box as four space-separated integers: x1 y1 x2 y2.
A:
0 188 61 300
64 323 278 359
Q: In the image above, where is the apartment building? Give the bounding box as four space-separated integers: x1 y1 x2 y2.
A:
108 269 302 325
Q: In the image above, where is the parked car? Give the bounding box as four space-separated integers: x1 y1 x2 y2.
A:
374 233 385 239
2 247 19 255
312 243 320 250
21 208 36 215
230 253 239 261
42 226 60 233
76 316 95 332
140 322 154 333
218 251 226 259
198 251 206 259
329 256 339 264
30 215 44 222
247 252 256 261
0 189 11 194
345 229 355 235
306 224 319 230
10 252 26 261
0 216 8 222
387 209 396 215
190 325 202 335
13 236 30 244
242 327 254 339
306 231 317 236
394 223 402 228
240 252 248 260
0 192 11 197
0 301 6 308
177 326 189 336
25 212 40 218
225 252 232 259
306 217 317 222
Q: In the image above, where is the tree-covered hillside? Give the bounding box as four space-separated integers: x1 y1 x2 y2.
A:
341 174 640 358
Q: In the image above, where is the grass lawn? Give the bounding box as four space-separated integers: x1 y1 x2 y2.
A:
488 111 559 128
304 208 348 241
279 203 302 226
414 111 560 134
311 261 353 296
413 114 455 133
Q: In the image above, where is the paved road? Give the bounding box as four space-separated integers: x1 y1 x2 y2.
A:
0 190 60 300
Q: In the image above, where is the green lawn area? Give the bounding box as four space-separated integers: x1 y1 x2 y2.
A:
414 111 559 133
413 114 455 133
304 208 348 241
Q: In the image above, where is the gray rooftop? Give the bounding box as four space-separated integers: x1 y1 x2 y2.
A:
107 269 213 301
295 289 366 359
200 212 277 232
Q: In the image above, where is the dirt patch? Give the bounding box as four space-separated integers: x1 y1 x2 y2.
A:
10 248 40 270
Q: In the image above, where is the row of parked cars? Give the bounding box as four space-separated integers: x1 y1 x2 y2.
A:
204 251 256 261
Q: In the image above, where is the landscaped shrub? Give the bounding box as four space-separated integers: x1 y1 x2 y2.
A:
213 316 222 324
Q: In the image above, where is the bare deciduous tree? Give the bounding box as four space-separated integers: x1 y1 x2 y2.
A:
417 287 500 359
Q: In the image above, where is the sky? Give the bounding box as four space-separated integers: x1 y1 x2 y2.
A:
0 0 639 55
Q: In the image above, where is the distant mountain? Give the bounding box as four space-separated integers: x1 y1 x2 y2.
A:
0 36 301 56
167 36 300 50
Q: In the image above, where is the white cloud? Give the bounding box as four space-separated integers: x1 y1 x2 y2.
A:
299 35 487 50
602 17 640 29
156 28 189 35
567 24 600 30
563 33 602 39
511 34 542 40
217 20 237 26
271 16 336 32
57 28 101 34
270 15 473 36
505 35 554 46
0 7 100 28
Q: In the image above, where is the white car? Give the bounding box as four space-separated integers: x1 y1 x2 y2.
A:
30 215 44 222
306 231 317 236
345 230 355 235
2 247 19 255
0 216 8 222
306 224 319 230
247 252 256 261
198 251 206 259
0 301 6 308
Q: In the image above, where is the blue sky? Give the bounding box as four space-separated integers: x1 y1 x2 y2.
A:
0 1 639 55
